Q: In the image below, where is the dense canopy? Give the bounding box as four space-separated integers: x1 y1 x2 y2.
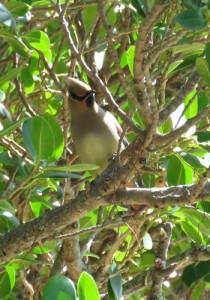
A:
0 0 210 299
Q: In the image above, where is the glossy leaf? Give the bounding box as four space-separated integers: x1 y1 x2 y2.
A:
41 113 64 162
174 207 210 237
184 90 198 119
167 154 193 185
42 275 76 300
182 261 210 286
158 118 172 134
173 43 204 54
23 29 50 51
0 118 26 138
131 0 146 17
30 196 51 218
5 1 31 17
0 4 17 31
33 241 56 254
127 45 135 76
23 113 64 162
0 66 23 84
32 0 53 8
196 58 210 86
30 115 56 160
43 164 99 173
20 67 35 94
175 9 207 30
0 29 29 58
108 262 122 300
22 118 36 159
195 131 210 142
0 265 16 297
180 152 209 169
77 271 100 300
180 221 203 244
0 103 12 121
205 42 210 71
197 91 209 112
38 171 82 179
182 0 201 9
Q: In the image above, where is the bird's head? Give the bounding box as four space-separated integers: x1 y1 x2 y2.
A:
66 77 95 107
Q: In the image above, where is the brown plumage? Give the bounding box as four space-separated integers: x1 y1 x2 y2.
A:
67 77 124 176
67 77 147 212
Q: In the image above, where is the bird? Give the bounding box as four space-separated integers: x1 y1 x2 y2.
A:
67 77 146 212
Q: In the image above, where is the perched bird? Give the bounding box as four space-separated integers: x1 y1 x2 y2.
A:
67 77 124 176
67 77 145 212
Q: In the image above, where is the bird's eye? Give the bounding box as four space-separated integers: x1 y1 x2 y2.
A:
85 91 95 107
69 91 85 101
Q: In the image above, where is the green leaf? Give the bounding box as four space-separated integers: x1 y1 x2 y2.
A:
196 58 210 86
142 173 155 187
0 29 29 58
108 262 122 300
30 196 51 218
38 171 82 179
173 43 204 54
0 265 16 298
205 42 210 72
42 275 76 300
23 29 50 51
22 118 36 159
179 152 209 169
23 113 64 162
30 115 55 160
0 66 23 85
182 261 210 286
182 0 202 9
180 220 203 243
0 200 16 215
175 9 207 30
197 91 209 112
0 118 26 138
83 6 98 31
167 60 184 75
133 110 146 129
77 271 100 300
192 281 206 300
0 211 20 231
195 131 210 142
32 0 53 8
33 241 56 254
43 164 99 173
167 154 193 185
0 152 15 167
0 4 17 31
184 90 198 119
174 207 210 237
158 118 172 134
5 1 31 17
127 45 135 77
141 252 155 268
0 103 12 121
42 113 64 162
131 0 146 17
20 67 35 94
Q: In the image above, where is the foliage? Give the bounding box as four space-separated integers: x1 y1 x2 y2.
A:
0 0 210 299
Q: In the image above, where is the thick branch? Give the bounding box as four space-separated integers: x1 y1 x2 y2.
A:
1 181 210 264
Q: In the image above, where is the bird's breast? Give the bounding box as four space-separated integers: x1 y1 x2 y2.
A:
71 112 120 174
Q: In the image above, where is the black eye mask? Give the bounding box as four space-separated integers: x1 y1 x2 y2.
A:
69 90 96 107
